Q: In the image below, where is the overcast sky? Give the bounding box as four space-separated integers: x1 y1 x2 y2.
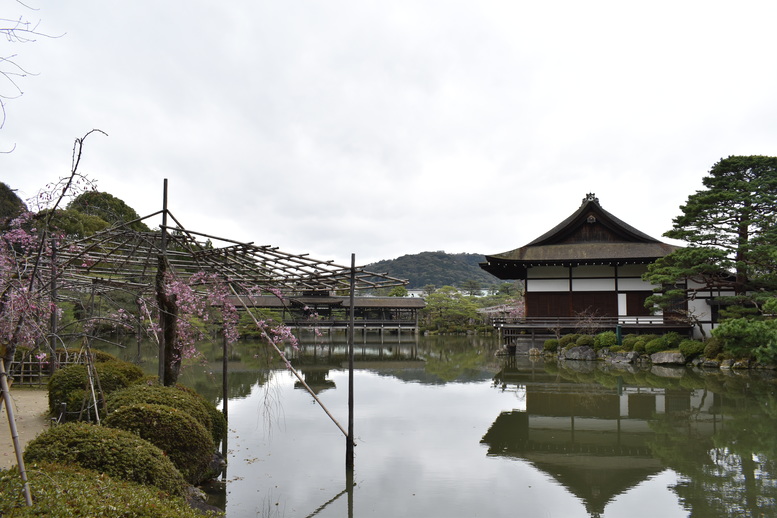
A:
3 1 777 266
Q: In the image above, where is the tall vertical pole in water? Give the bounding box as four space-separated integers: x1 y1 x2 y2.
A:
347 254 356 470
346 254 355 517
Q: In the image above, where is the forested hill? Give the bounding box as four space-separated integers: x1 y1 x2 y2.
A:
365 251 500 290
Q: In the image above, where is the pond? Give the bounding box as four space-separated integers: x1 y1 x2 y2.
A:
157 335 777 518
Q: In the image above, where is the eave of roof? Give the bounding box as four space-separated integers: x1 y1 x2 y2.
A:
480 194 680 279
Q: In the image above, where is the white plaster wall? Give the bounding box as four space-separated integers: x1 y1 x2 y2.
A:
573 265 615 277
525 279 569 292
526 266 568 279
617 278 654 291
572 278 615 291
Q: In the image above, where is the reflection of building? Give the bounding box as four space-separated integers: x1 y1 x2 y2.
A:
480 194 694 347
294 366 337 394
482 362 719 517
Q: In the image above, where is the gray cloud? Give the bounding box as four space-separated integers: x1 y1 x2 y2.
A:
4 1 777 265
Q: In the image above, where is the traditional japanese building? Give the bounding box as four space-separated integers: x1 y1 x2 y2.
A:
480 193 694 344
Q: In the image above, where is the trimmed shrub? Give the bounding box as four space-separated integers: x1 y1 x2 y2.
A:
633 339 646 353
679 339 705 359
174 384 227 447
621 334 640 352
559 334 580 349
703 336 724 359
23 422 186 496
662 332 683 349
543 339 560 352
0 463 218 517
47 360 145 419
594 331 618 350
106 384 220 446
645 337 668 355
575 335 595 348
104 403 214 484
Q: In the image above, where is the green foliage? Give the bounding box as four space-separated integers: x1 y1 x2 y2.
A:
36 207 111 238
366 251 499 290
621 334 640 351
703 337 724 359
387 285 408 297
67 190 151 232
24 422 187 496
712 318 777 363
575 335 594 348
593 331 618 350
48 359 145 419
0 463 221 517
645 337 668 355
104 403 214 484
558 334 580 349
543 338 559 352
679 339 705 359
420 286 480 333
0 181 27 227
662 332 683 349
106 383 223 445
646 156 777 316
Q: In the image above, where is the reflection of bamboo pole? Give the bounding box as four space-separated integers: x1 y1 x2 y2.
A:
0 359 32 506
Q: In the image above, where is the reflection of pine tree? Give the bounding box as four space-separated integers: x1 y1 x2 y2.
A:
649 384 777 518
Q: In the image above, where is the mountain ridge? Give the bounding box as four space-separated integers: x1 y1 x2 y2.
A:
365 251 501 290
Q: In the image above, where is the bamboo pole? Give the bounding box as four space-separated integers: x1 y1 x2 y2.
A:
346 253 355 470
0 359 33 506
230 287 352 441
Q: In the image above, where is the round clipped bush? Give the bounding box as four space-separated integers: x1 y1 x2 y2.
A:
48 360 145 419
621 334 639 352
0 463 214 518
106 383 221 445
559 334 580 349
645 337 668 355
173 383 227 447
575 335 595 348
704 337 724 359
543 338 560 352
23 422 186 496
679 339 705 359
104 403 214 484
594 331 618 350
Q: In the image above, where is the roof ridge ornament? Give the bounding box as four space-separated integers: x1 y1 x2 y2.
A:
583 193 599 204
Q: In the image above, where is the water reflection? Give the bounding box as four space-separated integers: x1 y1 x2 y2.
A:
95 336 777 517
487 357 777 518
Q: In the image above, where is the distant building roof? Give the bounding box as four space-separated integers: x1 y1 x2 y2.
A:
480 193 680 279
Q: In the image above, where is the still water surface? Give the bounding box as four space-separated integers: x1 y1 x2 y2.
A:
171 335 777 518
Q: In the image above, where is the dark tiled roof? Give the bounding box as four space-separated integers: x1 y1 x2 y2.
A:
480 194 680 278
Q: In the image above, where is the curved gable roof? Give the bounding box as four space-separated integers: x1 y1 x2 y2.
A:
480 194 680 279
